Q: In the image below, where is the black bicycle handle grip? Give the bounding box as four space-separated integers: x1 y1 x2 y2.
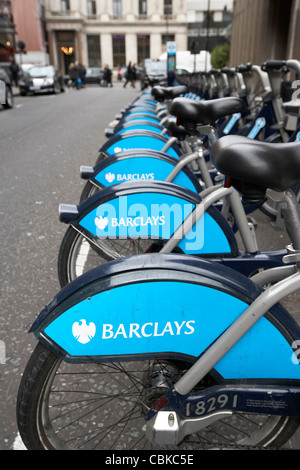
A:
261 60 287 71
236 63 252 73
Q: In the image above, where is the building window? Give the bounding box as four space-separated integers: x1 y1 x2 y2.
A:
87 0 96 16
162 34 175 45
164 0 172 15
223 7 232 22
139 0 147 16
113 0 122 17
137 35 150 64
87 35 101 67
61 0 70 12
112 34 125 67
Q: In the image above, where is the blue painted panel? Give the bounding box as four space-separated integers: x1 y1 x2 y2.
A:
79 192 197 241
44 280 300 379
44 282 247 358
105 135 180 158
178 212 231 254
94 157 198 192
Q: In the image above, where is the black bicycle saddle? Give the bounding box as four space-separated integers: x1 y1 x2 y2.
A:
170 97 245 125
151 85 188 102
211 135 300 201
163 116 188 138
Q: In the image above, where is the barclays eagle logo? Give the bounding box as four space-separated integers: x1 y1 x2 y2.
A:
72 319 96 344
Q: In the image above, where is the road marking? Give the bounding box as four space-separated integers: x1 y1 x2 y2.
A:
76 238 91 277
13 433 26 450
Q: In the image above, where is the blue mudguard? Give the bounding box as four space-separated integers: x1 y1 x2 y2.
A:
100 130 182 159
122 113 162 124
60 181 238 257
82 151 201 193
31 253 300 381
121 107 157 116
114 121 166 135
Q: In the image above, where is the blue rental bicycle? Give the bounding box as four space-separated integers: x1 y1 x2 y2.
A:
79 61 300 211
17 136 300 450
56 94 297 287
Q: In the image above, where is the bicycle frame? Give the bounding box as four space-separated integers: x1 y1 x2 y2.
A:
145 254 300 446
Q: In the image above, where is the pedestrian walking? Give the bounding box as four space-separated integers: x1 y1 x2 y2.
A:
69 61 81 89
103 64 113 87
79 63 86 86
123 61 135 88
9 60 20 86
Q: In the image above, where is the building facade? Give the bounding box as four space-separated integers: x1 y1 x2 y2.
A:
41 0 188 74
0 0 16 63
230 0 300 66
186 0 233 54
10 0 48 65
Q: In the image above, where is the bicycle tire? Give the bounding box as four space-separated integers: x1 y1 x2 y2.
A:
80 180 100 203
258 199 279 221
57 224 174 287
16 341 300 450
3 85 13 109
57 225 110 288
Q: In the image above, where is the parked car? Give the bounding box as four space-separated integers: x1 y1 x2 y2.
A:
117 65 142 81
0 66 13 109
84 67 105 84
19 65 65 95
140 59 168 89
117 66 127 81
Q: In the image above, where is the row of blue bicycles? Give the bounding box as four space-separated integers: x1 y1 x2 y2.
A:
16 60 300 450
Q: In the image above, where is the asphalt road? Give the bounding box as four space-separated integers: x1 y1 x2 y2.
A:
0 82 138 450
1 82 300 450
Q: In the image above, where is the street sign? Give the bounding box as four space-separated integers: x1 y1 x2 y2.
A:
167 42 176 86
167 41 176 55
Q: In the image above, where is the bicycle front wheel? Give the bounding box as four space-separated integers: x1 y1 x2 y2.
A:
17 342 300 450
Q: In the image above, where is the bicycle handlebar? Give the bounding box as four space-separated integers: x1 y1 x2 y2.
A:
261 60 288 71
262 60 300 78
235 63 252 73
286 60 300 79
